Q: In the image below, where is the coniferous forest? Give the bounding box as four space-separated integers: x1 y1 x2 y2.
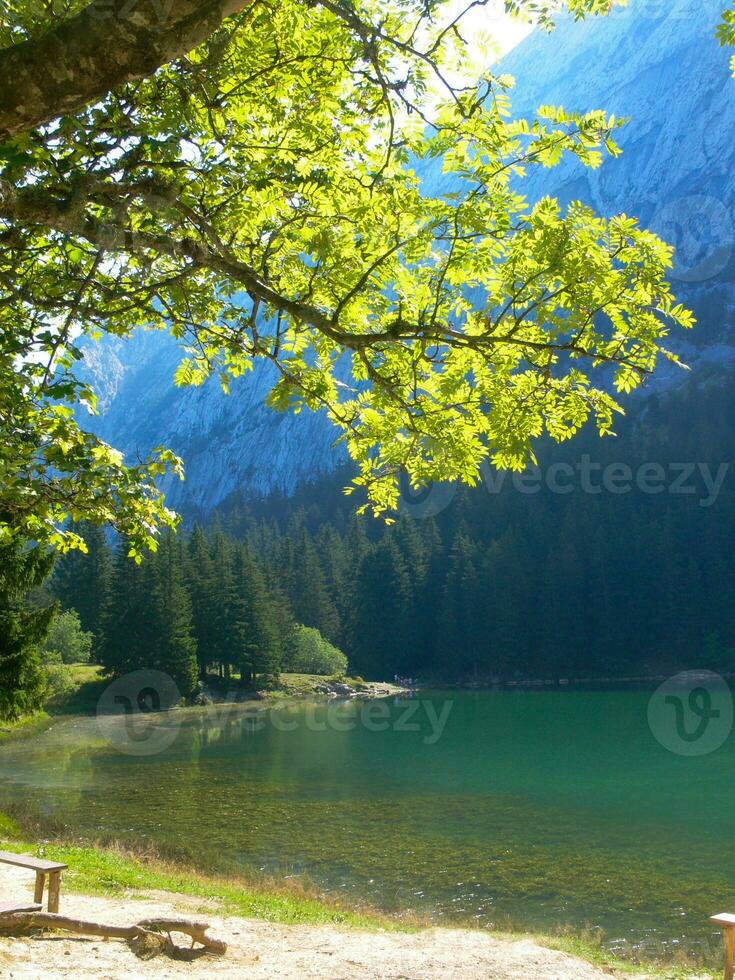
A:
53 373 735 687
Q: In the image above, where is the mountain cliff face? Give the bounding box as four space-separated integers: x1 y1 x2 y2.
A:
76 0 735 514
76 330 344 515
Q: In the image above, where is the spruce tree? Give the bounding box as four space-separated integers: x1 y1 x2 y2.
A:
288 532 341 642
209 530 237 680
54 522 112 655
351 539 412 679
0 542 55 720
101 538 157 677
186 525 218 678
230 544 281 684
154 535 199 699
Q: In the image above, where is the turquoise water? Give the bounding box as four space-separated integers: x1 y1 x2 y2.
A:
0 691 732 960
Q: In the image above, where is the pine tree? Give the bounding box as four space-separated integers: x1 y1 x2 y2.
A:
0 543 55 720
284 531 341 642
351 538 412 679
186 525 218 678
101 538 157 677
230 544 281 684
208 530 237 680
437 530 483 678
54 522 112 655
154 535 199 698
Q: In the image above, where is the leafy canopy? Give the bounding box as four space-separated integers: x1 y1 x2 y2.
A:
0 0 701 550
284 624 349 676
42 608 94 665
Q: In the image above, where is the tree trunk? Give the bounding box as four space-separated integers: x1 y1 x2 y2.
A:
0 0 247 142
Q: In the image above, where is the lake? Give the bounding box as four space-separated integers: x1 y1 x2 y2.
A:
0 689 732 962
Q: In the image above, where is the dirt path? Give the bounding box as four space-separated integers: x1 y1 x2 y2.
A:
0 866 663 978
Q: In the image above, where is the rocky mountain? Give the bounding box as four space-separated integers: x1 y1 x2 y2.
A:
76 0 735 515
76 330 344 515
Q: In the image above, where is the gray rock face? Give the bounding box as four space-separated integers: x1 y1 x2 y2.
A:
76 329 346 516
76 0 735 512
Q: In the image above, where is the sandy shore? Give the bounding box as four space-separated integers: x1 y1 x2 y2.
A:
0 865 645 979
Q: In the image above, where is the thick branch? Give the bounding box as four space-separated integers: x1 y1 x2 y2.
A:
0 177 350 341
0 178 651 374
0 0 248 142
0 911 227 955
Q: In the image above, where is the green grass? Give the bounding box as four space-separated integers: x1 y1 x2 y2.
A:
52 663 108 715
0 833 708 976
0 711 51 744
66 664 105 685
529 931 711 978
0 820 404 929
35 667 370 721
276 673 368 696
0 802 713 975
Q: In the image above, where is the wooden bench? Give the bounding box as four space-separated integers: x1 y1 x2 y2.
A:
0 851 67 914
712 913 735 979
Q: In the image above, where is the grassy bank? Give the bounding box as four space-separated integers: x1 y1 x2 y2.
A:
0 804 709 977
0 806 401 930
0 711 53 744
50 667 385 717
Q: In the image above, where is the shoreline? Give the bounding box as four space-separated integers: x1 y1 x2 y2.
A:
0 812 704 978
0 682 718 977
427 671 735 693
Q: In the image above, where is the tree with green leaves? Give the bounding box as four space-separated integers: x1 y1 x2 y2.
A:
0 0 705 557
186 524 219 678
101 534 198 696
0 543 55 719
230 543 281 683
351 537 412 678
101 538 159 676
283 624 348 676
42 608 94 664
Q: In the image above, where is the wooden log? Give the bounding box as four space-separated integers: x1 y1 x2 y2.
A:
0 911 227 956
136 918 228 955
0 911 138 939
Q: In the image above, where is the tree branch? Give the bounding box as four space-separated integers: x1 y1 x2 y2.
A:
0 0 249 142
0 178 652 376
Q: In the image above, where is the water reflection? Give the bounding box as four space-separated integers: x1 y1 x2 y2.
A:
0 691 733 958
